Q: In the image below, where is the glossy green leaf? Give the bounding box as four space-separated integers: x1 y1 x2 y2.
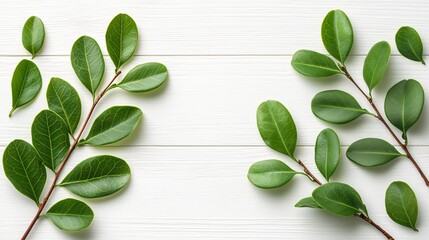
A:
396 26 425 64
346 138 402 167
311 90 368 124
257 100 297 158
321 10 353 64
385 79 424 141
295 197 322 209
47 78 82 134
247 160 298 189
22 16 45 58
80 106 142 146
59 155 131 198
2 140 46 204
385 181 418 231
315 128 340 181
46 198 94 232
106 13 138 71
10 59 42 116
363 41 391 93
113 62 168 92
291 50 341 77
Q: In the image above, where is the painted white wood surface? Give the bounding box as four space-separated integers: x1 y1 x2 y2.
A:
0 0 428 239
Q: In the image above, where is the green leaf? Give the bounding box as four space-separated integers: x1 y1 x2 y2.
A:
321 10 353 64
247 160 298 189
363 41 391 93
31 110 70 171
385 181 418 231
385 79 424 142
2 140 46 204
295 197 322 209
10 59 42 117
59 155 131 198
114 62 168 92
312 182 367 216
257 100 297 159
80 106 142 146
311 90 368 124
315 128 340 181
106 13 138 71
46 198 94 232
291 50 341 77
346 138 402 167
396 26 425 64
47 78 82 134
71 36 105 96
22 16 45 58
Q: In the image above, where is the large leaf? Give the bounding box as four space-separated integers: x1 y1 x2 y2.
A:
312 182 367 216
113 62 168 92
363 41 391 93
311 90 368 124
32 110 70 171
346 138 402 167
396 26 425 64
59 155 131 198
22 16 45 58
257 100 297 158
291 50 341 77
385 79 424 141
80 106 142 146
247 160 298 189
315 128 340 181
10 59 42 116
106 13 138 71
385 181 418 231
71 36 105 96
295 197 322 209
321 10 353 64
3 140 46 204
47 78 82 134
46 198 94 232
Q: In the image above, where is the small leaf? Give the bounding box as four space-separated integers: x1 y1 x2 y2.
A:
247 160 298 189
385 79 424 141
295 197 322 209
311 90 368 124
257 100 297 158
47 78 82 134
291 50 341 77
80 106 142 146
385 181 418 231
22 16 45 58
106 13 138 71
321 10 353 64
32 110 70 171
396 26 425 64
46 198 94 232
114 62 168 92
71 36 105 96
315 128 340 181
346 138 402 167
59 155 131 198
10 59 42 116
363 41 391 93
2 140 46 204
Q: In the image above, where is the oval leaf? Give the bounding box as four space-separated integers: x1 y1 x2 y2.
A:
22 16 45 58
247 160 297 189
291 50 341 77
315 128 340 181
71 36 105 96
385 181 418 231
295 197 322 209
257 100 297 158
106 13 138 71
114 62 168 92
346 138 402 167
59 155 131 198
10 59 42 116
396 26 425 64
2 140 46 204
363 41 391 92
46 198 94 232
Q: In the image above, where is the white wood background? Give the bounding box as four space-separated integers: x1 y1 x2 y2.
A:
0 0 428 239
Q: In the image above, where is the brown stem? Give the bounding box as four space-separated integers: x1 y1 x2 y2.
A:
21 71 122 240
297 160 322 185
